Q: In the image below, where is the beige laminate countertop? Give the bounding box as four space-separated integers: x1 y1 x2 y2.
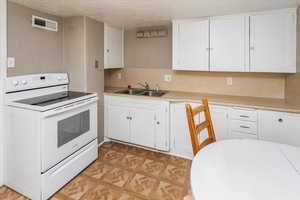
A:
104 87 300 113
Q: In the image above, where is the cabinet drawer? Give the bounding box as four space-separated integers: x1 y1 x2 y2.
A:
230 108 257 122
230 120 257 135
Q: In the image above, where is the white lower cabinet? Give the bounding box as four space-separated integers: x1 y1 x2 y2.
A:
107 105 131 142
104 95 169 151
170 103 229 159
105 95 300 158
258 110 300 147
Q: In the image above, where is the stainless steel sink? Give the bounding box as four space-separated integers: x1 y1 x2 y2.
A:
115 89 167 97
115 88 145 95
140 90 167 97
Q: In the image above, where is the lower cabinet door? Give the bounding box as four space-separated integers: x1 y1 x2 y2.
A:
130 108 156 148
210 105 229 140
107 105 130 142
171 103 200 159
259 110 300 147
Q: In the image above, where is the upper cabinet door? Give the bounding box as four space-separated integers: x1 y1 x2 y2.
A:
210 15 248 72
249 9 297 73
172 19 209 71
104 24 124 69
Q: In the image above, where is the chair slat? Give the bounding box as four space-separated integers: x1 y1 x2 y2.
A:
192 105 206 116
195 120 209 134
198 138 214 150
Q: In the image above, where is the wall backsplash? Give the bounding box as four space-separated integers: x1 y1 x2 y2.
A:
105 68 286 99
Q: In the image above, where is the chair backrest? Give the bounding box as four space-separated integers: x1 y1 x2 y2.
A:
185 98 216 155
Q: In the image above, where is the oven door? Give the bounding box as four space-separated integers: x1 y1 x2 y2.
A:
41 97 98 172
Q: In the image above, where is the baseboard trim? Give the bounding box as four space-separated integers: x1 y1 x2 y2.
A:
98 138 111 147
104 137 193 160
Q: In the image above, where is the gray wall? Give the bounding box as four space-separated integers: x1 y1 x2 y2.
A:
124 26 172 69
7 2 64 77
62 16 85 91
85 17 105 142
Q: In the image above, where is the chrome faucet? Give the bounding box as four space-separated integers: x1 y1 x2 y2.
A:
137 81 150 90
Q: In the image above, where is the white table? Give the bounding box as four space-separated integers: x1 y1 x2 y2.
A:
190 139 300 200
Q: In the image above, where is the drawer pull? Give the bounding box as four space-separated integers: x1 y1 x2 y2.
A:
278 118 283 123
240 115 250 118
240 125 250 129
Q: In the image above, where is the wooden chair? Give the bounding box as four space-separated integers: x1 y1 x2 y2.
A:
185 98 216 155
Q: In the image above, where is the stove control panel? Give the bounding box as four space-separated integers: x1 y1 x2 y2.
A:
6 73 69 93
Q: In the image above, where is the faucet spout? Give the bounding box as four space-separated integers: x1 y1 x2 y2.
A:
137 82 150 90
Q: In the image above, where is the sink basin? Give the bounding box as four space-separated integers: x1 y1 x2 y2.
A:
115 88 145 95
140 90 167 97
115 89 167 97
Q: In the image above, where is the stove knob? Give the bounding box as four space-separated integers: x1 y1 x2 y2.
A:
22 80 28 85
12 80 19 86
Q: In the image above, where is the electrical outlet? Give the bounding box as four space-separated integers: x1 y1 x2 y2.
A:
226 77 233 86
117 73 122 80
7 57 15 68
164 74 172 82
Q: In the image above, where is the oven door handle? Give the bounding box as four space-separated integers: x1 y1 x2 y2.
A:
43 97 98 118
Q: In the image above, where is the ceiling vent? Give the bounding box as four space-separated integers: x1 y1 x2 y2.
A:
32 15 58 32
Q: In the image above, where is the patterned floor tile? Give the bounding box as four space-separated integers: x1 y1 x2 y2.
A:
138 159 165 177
102 167 133 187
103 150 125 164
59 175 95 200
127 146 149 157
83 160 113 180
169 156 190 168
80 183 122 200
161 165 188 185
151 181 184 200
2 142 192 200
126 174 158 198
121 154 145 170
112 142 132 152
146 151 170 164
0 187 22 200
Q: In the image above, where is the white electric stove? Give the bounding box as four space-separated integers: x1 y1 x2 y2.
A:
5 73 98 200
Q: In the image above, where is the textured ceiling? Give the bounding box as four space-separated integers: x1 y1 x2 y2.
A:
8 0 300 29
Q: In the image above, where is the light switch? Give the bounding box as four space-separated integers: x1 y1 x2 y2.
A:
7 57 15 68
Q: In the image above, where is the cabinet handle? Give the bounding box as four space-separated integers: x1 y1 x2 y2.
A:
157 121 160 125
278 118 283 123
240 125 250 129
240 115 250 118
106 49 110 53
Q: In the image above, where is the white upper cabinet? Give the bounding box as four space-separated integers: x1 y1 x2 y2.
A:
172 19 209 71
172 8 297 73
104 24 124 69
249 9 297 73
209 15 248 72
